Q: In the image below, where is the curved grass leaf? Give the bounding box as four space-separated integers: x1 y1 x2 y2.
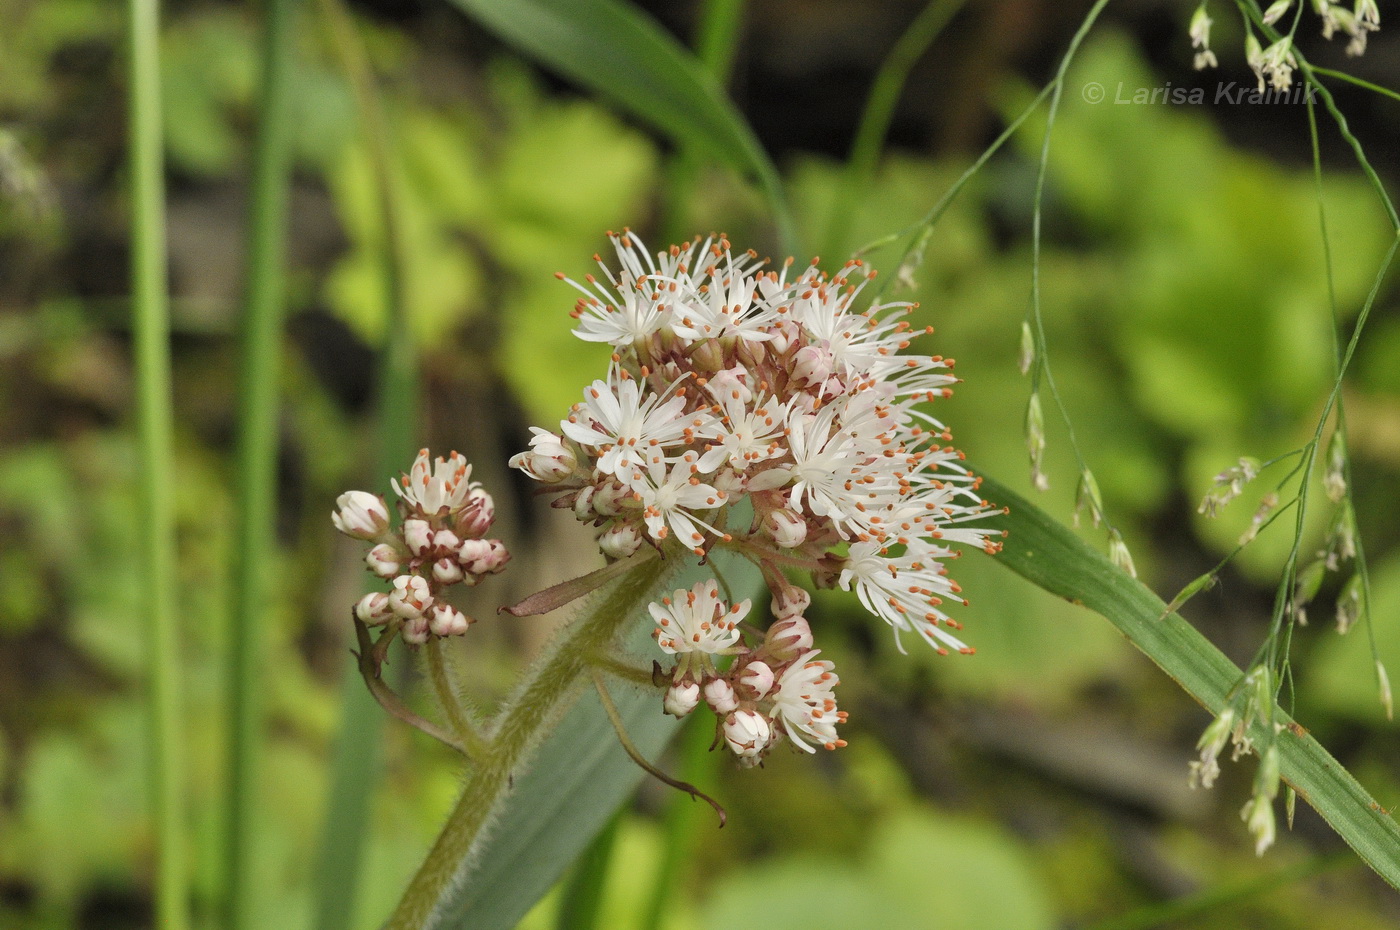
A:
979 473 1400 889
442 0 796 252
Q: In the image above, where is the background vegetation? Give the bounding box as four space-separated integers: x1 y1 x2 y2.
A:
2 0 1399 927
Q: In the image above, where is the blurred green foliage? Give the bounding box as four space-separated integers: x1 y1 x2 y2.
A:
1 2 1398 928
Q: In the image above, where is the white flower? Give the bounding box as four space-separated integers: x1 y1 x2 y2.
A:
561 372 703 481
649 579 747 655
771 652 845 752
635 453 728 554
839 540 972 654
332 491 390 540
394 449 482 518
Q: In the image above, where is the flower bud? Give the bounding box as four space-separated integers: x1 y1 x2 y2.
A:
509 429 577 483
723 710 772 759
739 660 775 699
389 575 432 618
592 481 630 517
433 557 464 585
365 543 402 578
403 519 434 556
459 538 510 575
664 680 701 717
332 491 390 540
432 529 461 553
764 508 808 549
427 603 470 637
599 522 644 560
704 678 739 714
354 592 393 626
766 320 801 356
573 485 597 520
764 614 814 663
791 345 833 388
401 614 430 646
458 489 496 537
770 586 811 622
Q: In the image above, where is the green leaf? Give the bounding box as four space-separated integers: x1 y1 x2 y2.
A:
979 472 1400 889
441 0 795 252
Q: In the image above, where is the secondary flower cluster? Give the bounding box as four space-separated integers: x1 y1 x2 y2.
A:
650 579 841 766
511 231 1002 762
333 450 510 645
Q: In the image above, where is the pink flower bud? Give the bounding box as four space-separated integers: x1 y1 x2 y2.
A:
432 529 461 553
427 603 470 637
770 586 811 622
723 710 772 759
458 488 496 537
791 345 833 387
704 678 739 714
739 660 775 699
389 575 432 618
401 614 430 646
573 486 597 520
403 519 434 556
332 491 390 540
365 544 402 578
354 592 393 626
767 320 801 355
764 615 814 662
599 522 644 560
433 557 464 585
458 538 511 575
592 481 630 517
764 508 808 549
664 681 701 717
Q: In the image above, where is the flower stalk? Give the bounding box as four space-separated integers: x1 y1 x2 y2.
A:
385 552 674 930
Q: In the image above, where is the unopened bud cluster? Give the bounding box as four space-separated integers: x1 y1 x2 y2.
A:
333 449 509 645
650 580 844 765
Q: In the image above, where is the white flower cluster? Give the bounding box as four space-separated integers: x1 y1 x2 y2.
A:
333 449 510 645
511 231 1003 761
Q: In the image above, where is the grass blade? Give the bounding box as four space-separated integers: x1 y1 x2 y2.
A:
443 0 795 253
980 473 1400 888
223 2 302 927
127 1 188 927
311 2 420 928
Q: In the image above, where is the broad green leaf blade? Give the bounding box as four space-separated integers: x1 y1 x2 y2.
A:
442 0 796 252
979 473 1400 889
425 544 759 930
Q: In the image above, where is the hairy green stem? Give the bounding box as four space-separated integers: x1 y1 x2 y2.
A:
426 638 486 758
386 554 674 929
223 1 301 926
128 0 187 926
